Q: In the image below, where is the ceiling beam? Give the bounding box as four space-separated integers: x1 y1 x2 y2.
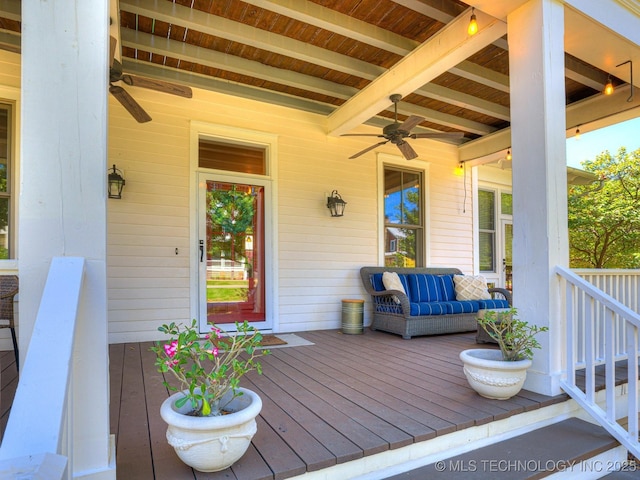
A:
449 62 510 93
0 1 20 22
241 0 416 55
120 28 358 99
122 58 337 115
396 101 497 136
120 0 512 126
121 0 383 79
326 8 507 136
120 25 502 132
458 84 639 161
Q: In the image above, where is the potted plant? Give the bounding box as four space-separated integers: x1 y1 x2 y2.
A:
151 319 269 472
460 308 548 400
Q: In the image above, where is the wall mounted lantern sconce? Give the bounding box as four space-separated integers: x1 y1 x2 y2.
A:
326 190 347 217
108 164 126 199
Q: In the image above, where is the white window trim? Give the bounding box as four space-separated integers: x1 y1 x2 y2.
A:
376 152 430 266
0 86 20 273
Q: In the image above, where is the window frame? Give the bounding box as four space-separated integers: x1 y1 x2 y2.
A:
378 153 428 267
0 102 15 262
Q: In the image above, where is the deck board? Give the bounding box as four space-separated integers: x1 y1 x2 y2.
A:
4 328 615 479
109 330 570 479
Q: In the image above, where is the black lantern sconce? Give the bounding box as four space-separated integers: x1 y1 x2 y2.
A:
326 190 347 217
108 164 126 199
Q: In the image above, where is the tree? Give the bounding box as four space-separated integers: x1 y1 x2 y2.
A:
568 148 640 268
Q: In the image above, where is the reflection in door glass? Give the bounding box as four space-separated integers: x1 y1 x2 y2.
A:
206 181 265 324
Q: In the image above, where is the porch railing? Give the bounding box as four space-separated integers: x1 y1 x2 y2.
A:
556 265 640 459
0 257 86 479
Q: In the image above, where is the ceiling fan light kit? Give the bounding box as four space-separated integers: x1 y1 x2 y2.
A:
342 94 464 160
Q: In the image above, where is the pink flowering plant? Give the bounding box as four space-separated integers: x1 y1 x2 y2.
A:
152 319 269 417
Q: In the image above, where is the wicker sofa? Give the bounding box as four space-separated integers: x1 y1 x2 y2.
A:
359 266 512 339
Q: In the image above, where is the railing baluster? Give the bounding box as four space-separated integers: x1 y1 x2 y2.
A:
627 323 638 444
605 307 615 423
585 295 595 401
556 266 640 461
565 279 576 387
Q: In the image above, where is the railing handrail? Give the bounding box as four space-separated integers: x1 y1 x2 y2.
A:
0 257 85 478
555 265 640 328
556 264 640 460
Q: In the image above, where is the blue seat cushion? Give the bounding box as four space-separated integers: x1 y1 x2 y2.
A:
410 302 449 316
477 299 510 309
443 301 479 314
407 274 442 302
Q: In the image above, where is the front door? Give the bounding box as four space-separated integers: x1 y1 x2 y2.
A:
197 174 271 331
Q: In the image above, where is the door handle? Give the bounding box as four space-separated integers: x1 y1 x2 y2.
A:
199 240 204 262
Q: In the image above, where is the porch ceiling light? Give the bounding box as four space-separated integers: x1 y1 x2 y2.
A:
506 149 512 161
326 190 347 217
108 164 126 199
467 8 478 36
603 76 614 96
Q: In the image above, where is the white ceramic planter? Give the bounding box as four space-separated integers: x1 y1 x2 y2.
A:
160 387 262 472
459 349 531 400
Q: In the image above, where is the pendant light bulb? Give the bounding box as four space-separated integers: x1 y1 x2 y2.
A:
603 76 614 95
468 8 478 36
575 128 581 139
506 149 512 161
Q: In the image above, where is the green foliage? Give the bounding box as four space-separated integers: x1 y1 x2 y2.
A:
568 148 640 268
151 319 269 416
477 308 548 361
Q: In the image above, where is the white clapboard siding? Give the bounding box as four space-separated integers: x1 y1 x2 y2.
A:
0 66 460 342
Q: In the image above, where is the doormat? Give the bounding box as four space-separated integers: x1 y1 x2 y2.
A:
210 333 313 349
259 334 288 347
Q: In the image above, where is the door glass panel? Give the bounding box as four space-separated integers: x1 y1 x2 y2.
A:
205 181 265 324
503 222 513 291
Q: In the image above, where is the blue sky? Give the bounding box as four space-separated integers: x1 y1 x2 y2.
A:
566 117 640 168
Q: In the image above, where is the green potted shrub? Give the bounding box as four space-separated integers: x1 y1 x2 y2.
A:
460 308 548 400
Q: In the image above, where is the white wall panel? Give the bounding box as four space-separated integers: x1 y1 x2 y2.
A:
21 73 467 342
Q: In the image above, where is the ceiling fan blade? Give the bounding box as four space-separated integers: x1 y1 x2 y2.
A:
110 85 152 123
397 115 425 132
396 141 418 160
341 134 386 137
411 132 465 139
110 36 117 68
349 141 389 159
122 74 193 98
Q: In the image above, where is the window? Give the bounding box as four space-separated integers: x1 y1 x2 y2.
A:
199 139 266 175
383 166 424 267
0 105 13 259
478 189 495 272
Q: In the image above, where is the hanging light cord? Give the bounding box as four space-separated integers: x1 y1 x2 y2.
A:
616 60 634 102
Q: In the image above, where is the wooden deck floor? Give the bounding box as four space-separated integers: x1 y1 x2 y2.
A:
108 329 571 480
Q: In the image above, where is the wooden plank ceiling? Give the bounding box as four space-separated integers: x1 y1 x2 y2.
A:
0 0 628 149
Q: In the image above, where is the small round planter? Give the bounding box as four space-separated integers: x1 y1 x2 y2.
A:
459 349 531 400
160 387 262 472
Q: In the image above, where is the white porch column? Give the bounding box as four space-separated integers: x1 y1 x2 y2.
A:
508 0 568 396
20 1 114 479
